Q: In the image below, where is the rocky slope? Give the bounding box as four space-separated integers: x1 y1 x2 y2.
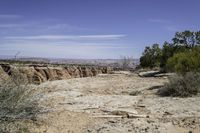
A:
0 63 112 84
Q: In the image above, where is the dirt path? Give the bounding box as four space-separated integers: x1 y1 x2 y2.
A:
22 72 200 132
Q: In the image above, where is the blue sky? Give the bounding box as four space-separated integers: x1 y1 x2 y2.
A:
0 0 199 59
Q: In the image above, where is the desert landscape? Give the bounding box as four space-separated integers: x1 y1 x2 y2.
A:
1 0 200 133
0 63 200 133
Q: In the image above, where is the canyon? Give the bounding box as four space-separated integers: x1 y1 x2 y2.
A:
0 63 112 84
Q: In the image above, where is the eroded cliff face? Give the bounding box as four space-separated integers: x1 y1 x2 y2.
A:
0 64 112 84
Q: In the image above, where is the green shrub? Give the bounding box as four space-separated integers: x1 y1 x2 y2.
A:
160 42 188 71
166 46 200 74
157 72 200 97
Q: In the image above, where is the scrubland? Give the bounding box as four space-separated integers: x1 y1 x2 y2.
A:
0 66 199 133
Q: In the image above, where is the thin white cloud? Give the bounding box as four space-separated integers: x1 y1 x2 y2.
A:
45 24 90 31
147 19 171 23
0 40 133 59
0 24 25 28
0 21 90 33
5 34 126 40
0 14 22 19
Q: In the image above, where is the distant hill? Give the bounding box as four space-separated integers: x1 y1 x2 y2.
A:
0 55 139 68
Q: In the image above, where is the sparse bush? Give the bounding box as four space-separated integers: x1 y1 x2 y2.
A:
120 56 134 70
157 72 200 97
0 67 40 121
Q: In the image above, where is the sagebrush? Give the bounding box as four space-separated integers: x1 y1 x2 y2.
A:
157 72 200 97
0 67 39 121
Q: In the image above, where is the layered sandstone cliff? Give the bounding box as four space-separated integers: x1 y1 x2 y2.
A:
0 64 112 84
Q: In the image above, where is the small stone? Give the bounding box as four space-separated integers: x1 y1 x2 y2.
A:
87 129 92 133
108 120 115 123
128 129 132 132
147 120 154 123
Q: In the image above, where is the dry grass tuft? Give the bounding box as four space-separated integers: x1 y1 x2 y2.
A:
0 67 40 132
157 72 200 97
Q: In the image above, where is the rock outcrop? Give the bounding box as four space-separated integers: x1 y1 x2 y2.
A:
0 64 112 84
138 71 160 77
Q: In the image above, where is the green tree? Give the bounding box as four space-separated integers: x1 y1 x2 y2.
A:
172 30 195 48
140 44 162 68
160 42 174 70
195 31 200 45
140 30 200 71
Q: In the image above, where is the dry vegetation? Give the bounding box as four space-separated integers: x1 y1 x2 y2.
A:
158 72 200 97
0 67 40 133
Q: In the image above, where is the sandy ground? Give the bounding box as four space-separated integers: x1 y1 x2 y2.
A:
4 71 200 133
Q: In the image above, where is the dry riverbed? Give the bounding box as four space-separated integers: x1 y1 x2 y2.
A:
2 72 200 133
